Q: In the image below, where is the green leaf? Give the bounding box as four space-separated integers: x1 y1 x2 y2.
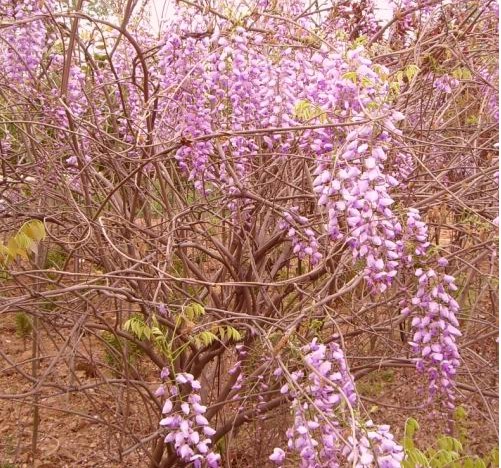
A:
0 243 10 264
142 325 152 340
489 448 499 465
464 458 486 468
390 81 401 94
452 67 472 80
15 312 32 338
1 220 47 263
430 448 460 467
185 302 205 321
151 326 164 337
437 436 462 453
15 232 33 251
194 331 217 348
293 100 327 123
342 71 357 83
309 319 324 332
353 35 368 47
406 448 429 467
192 303 205 318
7 236 28 260
405 417 420 438
453 405 467 421
403 436 414 451
123 316 152 341
224 326 242 342
22 220 46 242
360 77 373 88
404 64 420 82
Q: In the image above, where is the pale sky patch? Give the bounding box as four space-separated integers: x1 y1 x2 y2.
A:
147 0 395 35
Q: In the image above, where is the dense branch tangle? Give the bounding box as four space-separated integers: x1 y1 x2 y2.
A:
0 0 498 467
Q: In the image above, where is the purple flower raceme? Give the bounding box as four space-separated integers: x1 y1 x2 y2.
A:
388 0 436 44
279 207 323 266
402 260 461 409
404 208 430 260
392 151 415 183
304 46 407 293
401 209 462 409
433 74 460 94
271 338 404 467
322 0 379 39
158 372 220 467
0 0 52 86
479 68 499 123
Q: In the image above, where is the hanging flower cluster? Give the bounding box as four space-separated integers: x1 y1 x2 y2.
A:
279 207 323 265
404 208 431 260
400 208 461 408
157 370 221 468
323 0 379 39
403 259 461 409
272 339 404 467
313 120 405 293
433 74 460 94
0 0 51 86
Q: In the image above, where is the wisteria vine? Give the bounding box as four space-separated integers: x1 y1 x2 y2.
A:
0 0 497 466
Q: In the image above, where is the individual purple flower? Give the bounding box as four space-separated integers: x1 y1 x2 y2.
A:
154 386 165 397
437 257 449 267
158 304 169 316
269 447 285 464
162 398 174 416
206 452 221 467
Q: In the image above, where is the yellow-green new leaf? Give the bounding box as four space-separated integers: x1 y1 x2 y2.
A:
195 331 217 348
7 236 27 260
23 220 46 242
185 302 205 321
404 64 420 82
